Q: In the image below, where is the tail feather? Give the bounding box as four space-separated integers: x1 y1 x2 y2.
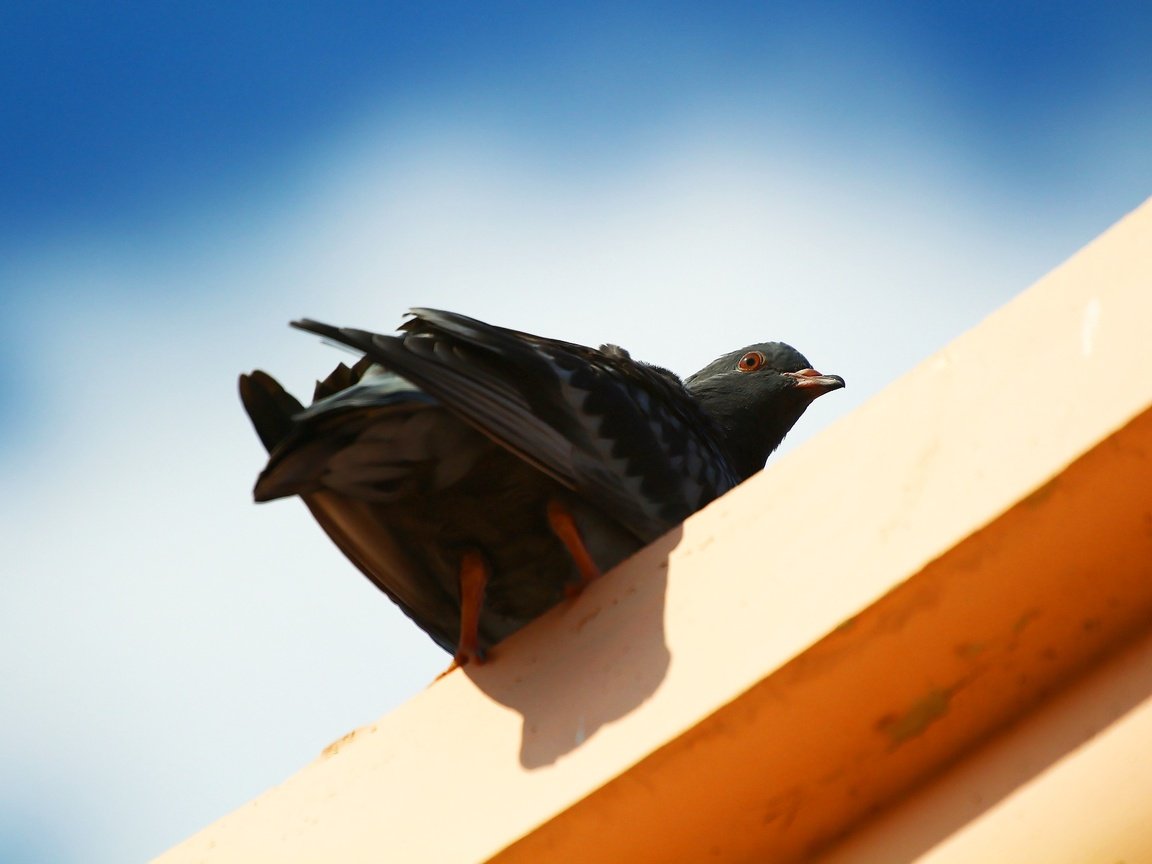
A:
238 371 304 453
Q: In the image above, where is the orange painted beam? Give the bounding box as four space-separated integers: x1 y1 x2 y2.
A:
155 198 1152 864
818 623 1152 863
497 404 1152 864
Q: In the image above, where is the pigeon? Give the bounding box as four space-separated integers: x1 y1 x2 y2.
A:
240 308 844 665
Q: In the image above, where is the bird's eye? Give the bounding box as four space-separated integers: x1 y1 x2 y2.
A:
737 351 766 373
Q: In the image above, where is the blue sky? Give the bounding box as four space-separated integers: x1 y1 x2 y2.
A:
4 2 1150 246
2 4 1151 862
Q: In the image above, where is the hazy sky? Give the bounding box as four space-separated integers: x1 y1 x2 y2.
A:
3 4 1151 862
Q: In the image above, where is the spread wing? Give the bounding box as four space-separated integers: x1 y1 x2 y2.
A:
291 308 738 541
239 366 460 654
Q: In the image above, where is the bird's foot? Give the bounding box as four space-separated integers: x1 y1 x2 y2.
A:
546 500 603 598
431 646 488 683
452 549 490 668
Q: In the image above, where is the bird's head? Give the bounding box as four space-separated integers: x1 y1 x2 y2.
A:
685 342 844 481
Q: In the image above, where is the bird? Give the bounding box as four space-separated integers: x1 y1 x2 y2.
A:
240 308 844 667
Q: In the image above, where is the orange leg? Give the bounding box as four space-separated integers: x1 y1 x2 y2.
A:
453 549 489 668
547 499 603 597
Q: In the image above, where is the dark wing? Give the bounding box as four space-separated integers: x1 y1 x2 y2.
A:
291 308 738 541
238 366 460 654
252 365 443 503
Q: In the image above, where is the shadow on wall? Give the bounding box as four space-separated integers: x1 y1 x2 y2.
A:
465 526 680 769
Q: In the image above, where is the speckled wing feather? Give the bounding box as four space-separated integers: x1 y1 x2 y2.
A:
397 308 744 524
291 309 739 542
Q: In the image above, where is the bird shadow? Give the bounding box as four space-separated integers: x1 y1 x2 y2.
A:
463 526 680 769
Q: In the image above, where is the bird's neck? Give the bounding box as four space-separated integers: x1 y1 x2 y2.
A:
697 396 802 482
